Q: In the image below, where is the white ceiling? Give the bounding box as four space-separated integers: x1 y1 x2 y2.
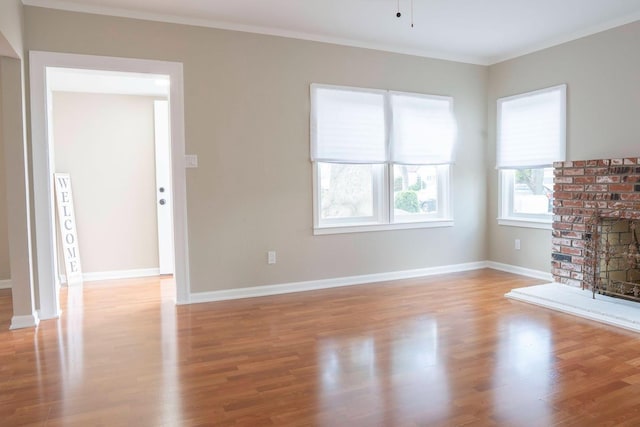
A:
23 0 640 65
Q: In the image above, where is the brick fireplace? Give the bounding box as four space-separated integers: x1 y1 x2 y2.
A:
552 158 640 292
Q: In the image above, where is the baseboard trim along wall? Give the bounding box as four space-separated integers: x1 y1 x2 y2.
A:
188 261 553 304
188 261 483 304
0 279 11 289
10 313 40 330
486 261 553 281
60 268 161 284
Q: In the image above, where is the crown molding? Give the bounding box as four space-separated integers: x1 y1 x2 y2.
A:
21 0 488 65
489 14 640 65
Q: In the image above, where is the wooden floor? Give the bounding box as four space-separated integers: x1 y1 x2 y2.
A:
1 269 640 426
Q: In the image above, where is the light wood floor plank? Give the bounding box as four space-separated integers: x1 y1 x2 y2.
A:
1 269 639 426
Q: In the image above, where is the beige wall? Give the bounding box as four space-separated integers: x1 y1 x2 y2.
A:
1 55 37 320
487 21 640 272
1 0 37 324
25 7 489 293
0 65 9 280
52 91 161 274
0 0 25 282
0 0 24 58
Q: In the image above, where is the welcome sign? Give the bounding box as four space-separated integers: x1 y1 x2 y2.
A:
54 173 83 286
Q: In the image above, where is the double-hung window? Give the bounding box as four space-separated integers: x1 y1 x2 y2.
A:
496 84 567 228
310 84 456 234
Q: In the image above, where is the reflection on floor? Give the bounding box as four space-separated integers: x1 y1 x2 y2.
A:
1 270 640 425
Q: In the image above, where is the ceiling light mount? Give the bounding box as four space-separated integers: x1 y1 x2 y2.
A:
395 0 415 28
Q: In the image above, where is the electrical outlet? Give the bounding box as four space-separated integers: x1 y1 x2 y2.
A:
515 239 521 250
267 251 276 264
185 154 198 168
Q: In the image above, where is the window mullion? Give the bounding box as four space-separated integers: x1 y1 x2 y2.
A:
384 92 393 224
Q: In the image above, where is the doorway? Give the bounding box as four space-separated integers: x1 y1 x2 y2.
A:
30 52 190 319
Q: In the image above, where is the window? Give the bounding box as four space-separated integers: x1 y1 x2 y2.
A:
496 84 566 228
311 84 456 233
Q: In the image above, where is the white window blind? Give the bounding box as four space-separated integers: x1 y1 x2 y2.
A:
390 92 456 165
497 84 566 169
310 85 387 163
310 84 456 165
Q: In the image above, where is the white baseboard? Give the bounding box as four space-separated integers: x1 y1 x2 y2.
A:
0 279 11 289
486 261 552 281
189 261 489 304
10 312 40 330
60 268 161 284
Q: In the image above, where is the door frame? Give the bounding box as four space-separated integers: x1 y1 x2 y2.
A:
29 51 191 319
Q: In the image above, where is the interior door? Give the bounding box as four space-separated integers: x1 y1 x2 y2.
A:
154 100 175 275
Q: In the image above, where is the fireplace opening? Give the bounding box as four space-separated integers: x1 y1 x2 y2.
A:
587 217 640 302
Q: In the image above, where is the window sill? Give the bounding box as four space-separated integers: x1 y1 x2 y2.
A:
497 218 552 230
314 219 454 235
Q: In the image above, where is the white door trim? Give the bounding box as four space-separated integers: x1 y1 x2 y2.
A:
29 51 191 318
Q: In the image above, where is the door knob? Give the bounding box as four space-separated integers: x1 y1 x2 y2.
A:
159 199 166 205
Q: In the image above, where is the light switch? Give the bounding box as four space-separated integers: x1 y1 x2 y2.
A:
185 154 198 168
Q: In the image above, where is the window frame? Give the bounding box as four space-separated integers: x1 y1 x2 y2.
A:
390 164 451 224
312 162 454 235
498 168 553 229
312 163 454 235
314 162 387 228
311 84 456 235
496 84 566 229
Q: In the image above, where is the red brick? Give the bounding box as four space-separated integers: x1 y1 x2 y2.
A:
571 209 594 216
553 222 571 231
562 231 583 239
574 176 595 184
554 208 573 215
563 184 584 192
596 175 621 183
554 176 573 184
624 158 638 165
554 192 573 200
572 256 585 265
610 183 633 192
611 158 624 165
564 168 585 176
552 237 572 246
561 246 583 256
572 239 586 248
598 159 611 166
561 200 584 208
554 222 573 231
571 272 584 280
572 223 587 232
561 262 582 272
586 184 608 192
585 167 609 175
